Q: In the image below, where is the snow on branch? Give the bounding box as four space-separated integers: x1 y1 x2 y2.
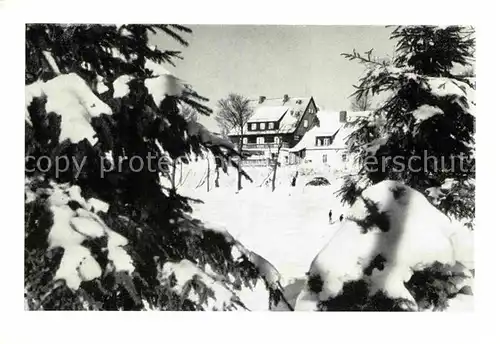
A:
412 104 444 124
26 180 134 291
42 50 61 75
26 73 112 144
161 259 248 311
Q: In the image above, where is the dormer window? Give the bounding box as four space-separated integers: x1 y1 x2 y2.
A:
251 123 257 130
260 123 266 130
303 120 308 128
268 122 274 130
316 137 331 146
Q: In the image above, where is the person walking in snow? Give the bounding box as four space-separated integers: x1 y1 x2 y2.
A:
328 209 332 224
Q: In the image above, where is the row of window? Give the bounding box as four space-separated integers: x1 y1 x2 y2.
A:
243 136 281 145
322 153 348 163
249 122 275 131
248 119 310 131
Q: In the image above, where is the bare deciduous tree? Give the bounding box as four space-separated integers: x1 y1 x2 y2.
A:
215 93 253 191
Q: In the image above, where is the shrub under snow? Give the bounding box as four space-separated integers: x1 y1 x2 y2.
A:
295 180 473 311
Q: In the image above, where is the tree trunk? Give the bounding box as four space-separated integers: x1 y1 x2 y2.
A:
237 160 242 191
171 162 177 193
291 171 298 187
271 143 282 192
207 156 210 192
179 162 183 186
237 130 243 191
215 166 220 188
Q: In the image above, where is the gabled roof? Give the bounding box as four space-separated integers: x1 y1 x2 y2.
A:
250 97 310 110
290 110 368 152
228 96 314 136
250 106 289 122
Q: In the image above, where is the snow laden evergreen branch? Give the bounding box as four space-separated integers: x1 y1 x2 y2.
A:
25 77 279 309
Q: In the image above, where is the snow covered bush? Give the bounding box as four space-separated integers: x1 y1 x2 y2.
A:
25 24 287 310
295 180 473 311
340 26 475 229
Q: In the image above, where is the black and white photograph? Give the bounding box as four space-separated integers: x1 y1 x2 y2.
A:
23 22 477 312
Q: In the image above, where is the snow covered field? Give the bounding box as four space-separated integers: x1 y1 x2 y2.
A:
185 165 474 311
190 182 346 284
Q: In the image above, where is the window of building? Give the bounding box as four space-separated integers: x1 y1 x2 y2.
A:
260 122 266 130
294 135 300 141
303 119 308 128
322 154 327 163
243 137 248 145
323 138 330 146
342 153 348 162
316 138 321 146
268 122 274 130
274 136 280 144
257 137 264 144
251 123 257 130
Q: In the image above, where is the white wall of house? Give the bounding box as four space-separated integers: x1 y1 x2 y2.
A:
298 147 358 171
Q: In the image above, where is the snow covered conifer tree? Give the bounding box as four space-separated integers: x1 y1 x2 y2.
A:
340 26 475 229
295 26 475 312
25 24 287 310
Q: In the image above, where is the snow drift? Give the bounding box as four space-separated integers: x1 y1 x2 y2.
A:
295 180 473 311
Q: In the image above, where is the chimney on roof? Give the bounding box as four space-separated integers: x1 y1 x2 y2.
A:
259 96 266 104
283 94 290 103
296 99 302 104
339 111 347 123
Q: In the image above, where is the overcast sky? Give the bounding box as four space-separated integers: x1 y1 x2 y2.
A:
150 25 397 131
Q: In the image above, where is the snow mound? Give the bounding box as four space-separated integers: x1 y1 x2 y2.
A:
177 218 286 310
25 73 112 144
295 180 474 311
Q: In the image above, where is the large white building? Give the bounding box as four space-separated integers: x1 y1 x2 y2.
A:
227 95 319 166
289 110 370 170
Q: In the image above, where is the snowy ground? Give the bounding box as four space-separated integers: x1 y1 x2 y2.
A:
185 165 473 311
190 183 346 284
185 167 348 308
